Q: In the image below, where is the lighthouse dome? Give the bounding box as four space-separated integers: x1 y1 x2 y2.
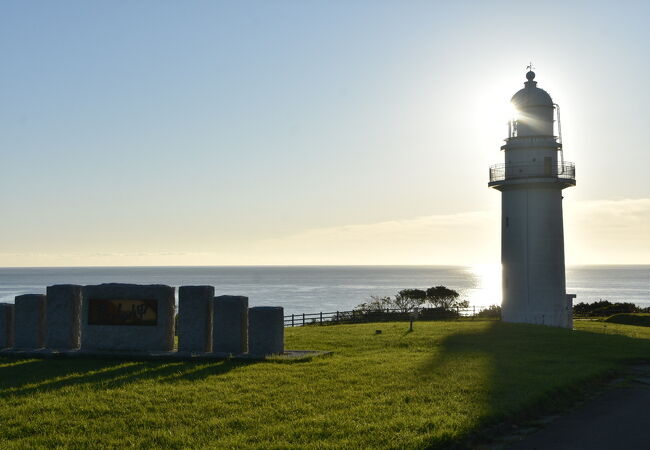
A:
511 71 554 108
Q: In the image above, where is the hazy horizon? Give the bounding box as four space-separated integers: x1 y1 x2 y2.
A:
0 263 647 269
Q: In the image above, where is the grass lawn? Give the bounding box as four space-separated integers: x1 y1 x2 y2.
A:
1 320 650 448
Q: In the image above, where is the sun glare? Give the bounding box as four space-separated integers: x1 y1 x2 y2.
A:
509 102 519 121
474 85 520 146
464 264 502 307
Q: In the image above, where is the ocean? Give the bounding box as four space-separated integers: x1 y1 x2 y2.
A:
0 265 648 315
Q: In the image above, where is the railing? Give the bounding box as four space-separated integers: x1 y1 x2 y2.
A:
489 162 575 183
284 306 648 327
284 306 498 327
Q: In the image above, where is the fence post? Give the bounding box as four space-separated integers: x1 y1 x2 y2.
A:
320 311 323 325
336 311 339 322
302 313 305 326
292 314 295 327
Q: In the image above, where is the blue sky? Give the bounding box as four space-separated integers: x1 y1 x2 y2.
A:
1 1 649 266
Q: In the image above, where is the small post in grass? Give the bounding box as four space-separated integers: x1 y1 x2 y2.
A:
409 307 419 332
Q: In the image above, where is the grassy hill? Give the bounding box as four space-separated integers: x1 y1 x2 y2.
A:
1 320 649 448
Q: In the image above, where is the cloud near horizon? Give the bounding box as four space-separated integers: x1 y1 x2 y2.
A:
0 198 648 267
564 198 650 265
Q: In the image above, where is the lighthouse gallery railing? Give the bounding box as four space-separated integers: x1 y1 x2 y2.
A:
489 162 575 183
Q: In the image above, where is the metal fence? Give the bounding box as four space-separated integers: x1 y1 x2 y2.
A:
284 306 648 327
284 306 496 327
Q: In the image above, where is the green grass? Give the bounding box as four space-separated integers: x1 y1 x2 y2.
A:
1 320 650 448
605 313 650 327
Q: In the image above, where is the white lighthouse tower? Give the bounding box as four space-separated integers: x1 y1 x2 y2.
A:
488 69 576 328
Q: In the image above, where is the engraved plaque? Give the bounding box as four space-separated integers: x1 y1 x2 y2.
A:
88 298 158 326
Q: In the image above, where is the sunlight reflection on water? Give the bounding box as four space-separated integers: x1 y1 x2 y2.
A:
462 264 502 307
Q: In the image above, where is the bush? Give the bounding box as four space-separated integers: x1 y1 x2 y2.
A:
573 300 641 317
336 308 409 324
419 307 460 320
354 296 392 313
476 305 502 319
604 313 650 327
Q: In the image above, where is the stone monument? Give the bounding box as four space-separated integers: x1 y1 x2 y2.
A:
1 281 303 360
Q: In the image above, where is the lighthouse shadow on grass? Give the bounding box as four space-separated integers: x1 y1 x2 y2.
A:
418 320 650 447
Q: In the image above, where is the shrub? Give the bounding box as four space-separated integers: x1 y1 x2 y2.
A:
419 307 460 320
476 305 502 319
573 300 641 317
604 313 650 327
354 296 392 313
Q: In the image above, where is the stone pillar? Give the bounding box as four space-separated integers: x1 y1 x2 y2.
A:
213 295 248 354
0 303 14 349
248 306 284 357
178 285 214 352
46 284 82 350
14 294 46 349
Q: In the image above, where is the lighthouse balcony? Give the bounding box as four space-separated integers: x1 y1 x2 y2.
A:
489 162 575 187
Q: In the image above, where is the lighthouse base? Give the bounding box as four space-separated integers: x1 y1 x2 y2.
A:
501 298 573 329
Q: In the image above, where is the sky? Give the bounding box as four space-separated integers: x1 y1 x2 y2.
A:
1 0 649 267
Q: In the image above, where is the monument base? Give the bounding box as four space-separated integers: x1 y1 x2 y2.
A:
0 347 330 362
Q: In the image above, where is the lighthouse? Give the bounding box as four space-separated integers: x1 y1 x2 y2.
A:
488 69 576 328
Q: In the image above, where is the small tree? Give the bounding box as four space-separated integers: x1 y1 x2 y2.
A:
426 286 468 310
394 289 427 313
355 295 392 312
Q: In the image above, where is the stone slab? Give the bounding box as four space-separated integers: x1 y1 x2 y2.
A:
178 285 214 352
248 306 284 356
14 294 46 349
0 303 14 348
81 284 175 352
213 295 248 354
46 284 82 350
